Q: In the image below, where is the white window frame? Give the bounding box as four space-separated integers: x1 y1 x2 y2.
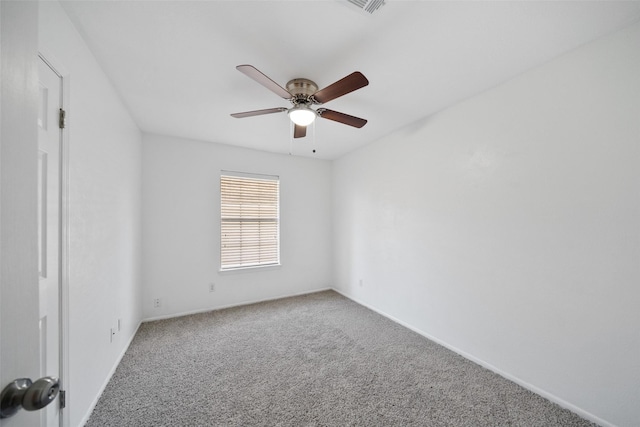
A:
220 171 280 271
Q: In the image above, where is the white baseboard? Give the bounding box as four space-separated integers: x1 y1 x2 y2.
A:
78 320 142 427
142 287 332 323
331 288 613 427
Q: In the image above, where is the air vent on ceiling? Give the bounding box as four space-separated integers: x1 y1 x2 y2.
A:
345 0 386 15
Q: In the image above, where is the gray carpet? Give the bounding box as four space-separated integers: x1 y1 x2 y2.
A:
86 291 595 426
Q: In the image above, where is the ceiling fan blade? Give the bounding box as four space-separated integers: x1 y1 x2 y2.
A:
293 124 307 138
230 107 287 118
317 109 367 128
312 72 369 104
236 65 292 99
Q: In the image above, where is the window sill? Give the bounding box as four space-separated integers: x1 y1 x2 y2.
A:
218 263 281 274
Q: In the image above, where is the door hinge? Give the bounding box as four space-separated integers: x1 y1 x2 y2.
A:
59 390 66 409
59 108 66 129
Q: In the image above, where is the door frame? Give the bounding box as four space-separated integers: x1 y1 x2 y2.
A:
38 52 70 427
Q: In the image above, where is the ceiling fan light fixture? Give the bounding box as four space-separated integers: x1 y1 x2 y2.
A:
288 106 316 126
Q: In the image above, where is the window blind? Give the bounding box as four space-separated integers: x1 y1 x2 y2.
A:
220 174 279 270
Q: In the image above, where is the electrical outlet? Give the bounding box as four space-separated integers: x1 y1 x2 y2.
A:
118 318 122 331
153 298 161 308
110 328 116 343
209 283 216 293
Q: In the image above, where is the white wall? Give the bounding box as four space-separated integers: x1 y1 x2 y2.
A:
142 133 332 319
38 2 143 426
333 22 640 427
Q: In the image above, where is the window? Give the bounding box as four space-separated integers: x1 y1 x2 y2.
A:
220 173 280 270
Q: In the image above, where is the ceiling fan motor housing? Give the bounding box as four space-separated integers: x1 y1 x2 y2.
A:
286 79 318 105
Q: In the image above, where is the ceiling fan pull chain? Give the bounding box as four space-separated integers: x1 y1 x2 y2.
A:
289 120 293 156
312 120 316 154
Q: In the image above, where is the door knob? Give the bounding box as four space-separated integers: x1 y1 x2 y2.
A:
0 376 59 419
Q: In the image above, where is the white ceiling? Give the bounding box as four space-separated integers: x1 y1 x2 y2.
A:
60 1 640 159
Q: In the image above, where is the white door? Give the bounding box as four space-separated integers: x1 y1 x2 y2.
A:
1 3 66 426
0 49 65 424
36 56 64 427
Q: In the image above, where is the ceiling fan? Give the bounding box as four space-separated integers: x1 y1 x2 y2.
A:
231 65 369 138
